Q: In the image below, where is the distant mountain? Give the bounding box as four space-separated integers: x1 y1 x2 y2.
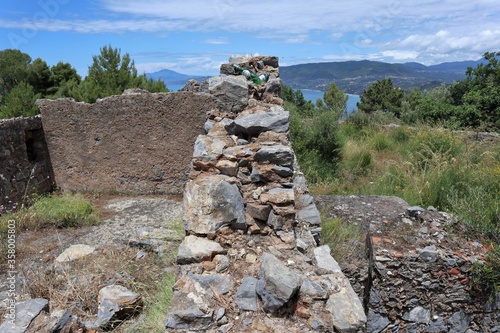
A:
146 69 210 89
280 59 485 95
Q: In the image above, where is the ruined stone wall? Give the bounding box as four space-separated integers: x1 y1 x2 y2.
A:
36 91 215 195
0 116 54 209
167 56 367 332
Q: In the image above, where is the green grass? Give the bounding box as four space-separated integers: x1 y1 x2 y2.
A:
0 192 101 261
293 119 500 298
129 273 176 333
320 215 363 262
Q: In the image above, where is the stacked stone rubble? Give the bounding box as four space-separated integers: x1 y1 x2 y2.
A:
366 205 499 332
166 55 367 332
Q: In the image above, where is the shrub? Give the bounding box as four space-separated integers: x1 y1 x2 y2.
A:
471 245 500 298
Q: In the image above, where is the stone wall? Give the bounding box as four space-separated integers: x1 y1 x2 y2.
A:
36 91 215 195
166 56 367 332
0 116 54 209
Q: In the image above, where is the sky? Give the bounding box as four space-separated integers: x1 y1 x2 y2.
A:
1 0 499 77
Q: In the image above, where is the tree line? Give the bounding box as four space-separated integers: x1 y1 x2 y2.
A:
284 51 500 133
0 45 168 119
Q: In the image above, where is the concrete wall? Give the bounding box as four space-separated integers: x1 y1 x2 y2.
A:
0 116 54 208
36 91 215 195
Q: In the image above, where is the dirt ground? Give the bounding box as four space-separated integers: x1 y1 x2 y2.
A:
0 194 184 331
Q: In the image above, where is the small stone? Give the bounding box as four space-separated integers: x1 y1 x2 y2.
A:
55 244 95 263
214 255 230 273
177 235 225 264
314 245 342 273
96 285 142 330
367 310 390 333
447 310 470 333
216 307 226 322
407 206 425 218
235 277 259 311
403 306 430 324
419 246 439 263
0 298 49 333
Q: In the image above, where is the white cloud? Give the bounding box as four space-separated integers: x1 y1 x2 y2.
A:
381 50 418 61
135 55 225 75
204 37 228 44
1 0 499 67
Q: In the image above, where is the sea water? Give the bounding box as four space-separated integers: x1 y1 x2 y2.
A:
301 89 360 113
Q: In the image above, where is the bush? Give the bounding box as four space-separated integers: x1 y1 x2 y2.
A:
289 106 344 184
471 245 500 298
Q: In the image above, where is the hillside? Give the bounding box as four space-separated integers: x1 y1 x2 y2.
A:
146 69 209 87
280 59 485 94
146 69 210 88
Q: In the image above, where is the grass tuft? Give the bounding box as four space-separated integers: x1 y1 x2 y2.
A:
320 214 363 262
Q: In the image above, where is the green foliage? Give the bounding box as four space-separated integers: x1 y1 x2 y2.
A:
0 192 100 233
322 81 348 114
0 192 100 260
471 245 500 298
79 45 168 103
320 216 362 262
289 105 344 183
0 49 31 96
28 58 51 96
129 273 176 333
47 61 82 97
357 78 404 117
282 85 315 116
0 82 40 118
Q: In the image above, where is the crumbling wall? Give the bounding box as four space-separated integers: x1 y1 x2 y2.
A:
0 116 54 209
166 55 367 332
36 91 215 195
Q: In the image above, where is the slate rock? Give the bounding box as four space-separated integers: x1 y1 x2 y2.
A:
185 272 234 295
246 202 272 221
448 310 470 333
264 78 282 98
300 279 328 300
208 75 248 113
419 245 439 263
426 316 448 332
193 135 227 161
0 298 49 333
233 111 289 137
324 274 367 333
184 175 246 234
257 252 301 313
367 310 390 333
297 203 321 225
96 285 142 330
254 145 293 167
407 206 425 218
260 188 294 205
177 235 225 264
214 254 230 273
271 165 293 177
24 309 82 333
314 245 342 273
403 306 430 324
235 276 259 311
165 291 213 330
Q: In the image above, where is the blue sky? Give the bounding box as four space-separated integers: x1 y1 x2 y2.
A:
1 0 499 76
